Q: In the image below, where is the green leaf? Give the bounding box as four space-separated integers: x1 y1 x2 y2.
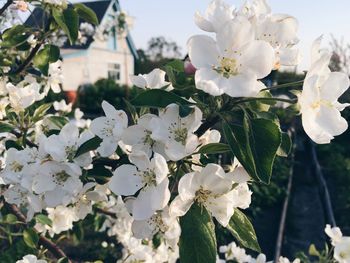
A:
53 8 79 44
57 258 69 263
46 116 69 129
131 89 195 109
223 115 282 184
198 143 231 155
166 59 184 72
87 165 113 184
33 45 60 75
179 203 217 263
74 3 99 25
277 132 292 157
75 136 103 157
35 214 52 227
5 140 23 150
249 90 274 112
3 214 18 224
0 122 14 133
32 103 52 122
227 208 261 252
0 25 29 48
23 229 39 249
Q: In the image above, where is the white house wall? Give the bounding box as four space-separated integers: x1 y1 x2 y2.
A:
61 33 135 91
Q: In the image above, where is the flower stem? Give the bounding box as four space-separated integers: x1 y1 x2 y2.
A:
262 80 304 91
233 97 297 106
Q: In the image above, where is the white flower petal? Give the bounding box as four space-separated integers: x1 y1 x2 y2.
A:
187 35 220 69
109 165 143 196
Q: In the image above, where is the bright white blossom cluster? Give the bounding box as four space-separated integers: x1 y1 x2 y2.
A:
189 0 299 97
0 61 63 118
1 0 350 262
100 196 180 263
217 241 300 263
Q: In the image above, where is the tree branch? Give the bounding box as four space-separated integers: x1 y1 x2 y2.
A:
0 0 13 16
195 115 221 137
12 43 42 75
6 204 72 262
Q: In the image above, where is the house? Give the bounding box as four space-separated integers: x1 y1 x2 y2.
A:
25 0 138 91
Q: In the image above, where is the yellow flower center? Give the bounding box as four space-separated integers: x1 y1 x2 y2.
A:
216 57 239 78
194 187 212 204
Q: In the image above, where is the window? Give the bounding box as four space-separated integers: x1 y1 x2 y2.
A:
108 63 121 81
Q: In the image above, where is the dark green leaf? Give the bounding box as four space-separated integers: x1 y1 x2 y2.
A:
131 89 195 109
23 229 39 248
53 8 79 44
198 143 231 155
87 165 113 184
35 214 52 227
223 115 282 184
179 203 217 263
75 136 102 157
0 122 14 133
277 132 292 157
74 3 99 25
5 140 23 150
223 122 259 182
227 208 261 252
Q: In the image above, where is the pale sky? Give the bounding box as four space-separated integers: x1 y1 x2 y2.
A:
119 0 350 71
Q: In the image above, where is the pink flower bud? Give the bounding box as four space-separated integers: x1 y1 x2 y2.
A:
184 60 197 75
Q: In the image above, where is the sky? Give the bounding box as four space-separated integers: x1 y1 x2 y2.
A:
118 0 350 71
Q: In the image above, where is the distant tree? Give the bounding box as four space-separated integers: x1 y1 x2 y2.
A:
135 36 182 74
329 35 350 74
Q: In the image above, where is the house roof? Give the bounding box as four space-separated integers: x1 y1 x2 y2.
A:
25 0 139 59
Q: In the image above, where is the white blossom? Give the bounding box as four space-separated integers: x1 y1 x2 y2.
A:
90 101 128 157
130 68 173 91
16 255 47 263
170 163 251 226
152 104 202 161
109 151 170 220
188 16 274 97
299 37 350 144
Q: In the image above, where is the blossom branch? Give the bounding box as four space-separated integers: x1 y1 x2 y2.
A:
262 80 304 91
6 203 72 262
12 42 43 75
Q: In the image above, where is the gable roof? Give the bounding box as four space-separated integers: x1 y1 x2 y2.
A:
25 0 139 59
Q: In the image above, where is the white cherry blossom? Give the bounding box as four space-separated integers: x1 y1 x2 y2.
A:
16 255 47 263
299 37 350 144
188 16 274 97
90 101 128 157
53 99 72 112
194 0 234 33
170 163 251 227
121 113 164 157
6 76 44 112
109 151 170 220
32 161 82 207
152 104 202 161
46 60 63 93
130 68 173 91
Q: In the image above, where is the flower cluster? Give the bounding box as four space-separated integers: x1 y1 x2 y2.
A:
189 0 299 97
